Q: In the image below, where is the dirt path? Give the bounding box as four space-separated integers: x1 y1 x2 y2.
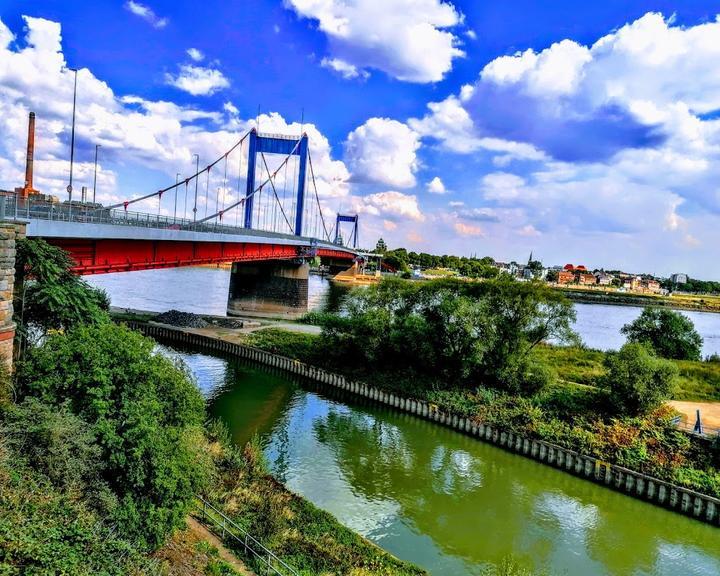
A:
154 516 255 576
186 517 255 575
669 400 720 429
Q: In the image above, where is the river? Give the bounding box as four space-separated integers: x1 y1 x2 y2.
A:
87 267 720 356
158 344 720 576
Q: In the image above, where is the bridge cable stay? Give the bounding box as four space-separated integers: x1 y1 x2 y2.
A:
307 151 331 242
101 130 251 212
235 140 244 227
260 152 294 233
219 153 228 223
262 153 275 230
193 136 302 226
203 166 211 219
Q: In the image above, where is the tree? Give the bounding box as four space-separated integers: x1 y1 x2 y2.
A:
15 238 109 345
603 343 677 416
16 322 212 550
374 238 387 254
319 277 576 394
621 307 703 360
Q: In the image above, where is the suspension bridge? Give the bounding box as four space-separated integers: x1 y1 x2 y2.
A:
4 125 363 317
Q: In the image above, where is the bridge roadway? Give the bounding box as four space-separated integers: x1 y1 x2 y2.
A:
26 217 356 275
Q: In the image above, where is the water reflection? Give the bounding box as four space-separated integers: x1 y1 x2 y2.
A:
156 347 720 576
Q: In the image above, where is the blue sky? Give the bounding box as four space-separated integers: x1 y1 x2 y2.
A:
1 1 720 277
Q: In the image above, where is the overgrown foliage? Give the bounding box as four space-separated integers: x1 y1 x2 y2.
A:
15 322 213 550
603 343 678 416
621 307 703 361
0 403 158 575
14 238 109 346
317 277 576 395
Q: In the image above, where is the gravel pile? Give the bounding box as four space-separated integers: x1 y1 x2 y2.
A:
155 310 209 328
206 317 246 329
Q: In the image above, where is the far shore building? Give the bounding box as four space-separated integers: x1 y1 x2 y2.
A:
671 273 688 285
595 271 614 286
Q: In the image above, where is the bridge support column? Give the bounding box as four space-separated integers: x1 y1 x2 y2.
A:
0 222 25 376
227 261 309 318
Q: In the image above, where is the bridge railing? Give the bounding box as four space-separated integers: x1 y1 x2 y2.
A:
0 194 322 244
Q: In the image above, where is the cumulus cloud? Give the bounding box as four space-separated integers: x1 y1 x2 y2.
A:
344 118 420 188
124 1 168 29
426 176 446 194
285 0 465 82
351 191 424 222
165 64 229 96
482 172 526 201
321 57 368 80
187 48 204 62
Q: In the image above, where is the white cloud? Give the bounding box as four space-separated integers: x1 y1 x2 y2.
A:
165 64 229 96
448 200 464 207
0 16 349 222
482 172 526 201
285 0 465 83
427 176 446 194
351 191 424 222
320 57 368 80
124 1 168 29
344 118 420 188
408 93 547 162
454 222 484 237
187 48 204 62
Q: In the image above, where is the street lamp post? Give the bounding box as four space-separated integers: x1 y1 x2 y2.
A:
67 68 78 204
192 154 200 222
92 144 101 204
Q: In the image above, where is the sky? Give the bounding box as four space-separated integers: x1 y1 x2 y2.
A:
1 1 720 278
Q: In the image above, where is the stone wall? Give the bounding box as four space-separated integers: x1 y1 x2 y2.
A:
128 322 720 528
0 222 25 373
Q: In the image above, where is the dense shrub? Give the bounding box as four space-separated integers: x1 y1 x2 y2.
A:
621 307 703 360
603 343 678 416
319 277 576 395
0 416 156 575
16 322 213 549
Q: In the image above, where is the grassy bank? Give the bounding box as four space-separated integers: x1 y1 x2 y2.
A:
244 328 720 498
556 286 720 314
206 431 425 576
534 344 720 401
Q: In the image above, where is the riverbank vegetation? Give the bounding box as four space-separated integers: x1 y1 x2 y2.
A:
245 277 720 499
2 239 427 575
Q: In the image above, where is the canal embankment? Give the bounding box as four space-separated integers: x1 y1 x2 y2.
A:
128 321 720 528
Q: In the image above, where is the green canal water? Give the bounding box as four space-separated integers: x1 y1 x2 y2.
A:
164 346 720 576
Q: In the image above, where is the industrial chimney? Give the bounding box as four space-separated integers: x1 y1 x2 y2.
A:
24 112 35 195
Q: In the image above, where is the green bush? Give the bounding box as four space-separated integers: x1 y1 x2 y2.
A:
0 420 156 575
621 307 703 360
16 322 212 550
603 343 678 416
318 277 576 395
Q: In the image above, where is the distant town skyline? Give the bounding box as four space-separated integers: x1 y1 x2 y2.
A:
1 2 720 278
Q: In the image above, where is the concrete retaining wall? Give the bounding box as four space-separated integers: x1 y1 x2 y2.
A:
129 321 720 528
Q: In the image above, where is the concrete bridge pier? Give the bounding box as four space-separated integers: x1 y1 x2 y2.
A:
227 260 309 319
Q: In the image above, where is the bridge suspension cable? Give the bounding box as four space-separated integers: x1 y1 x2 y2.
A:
193 136 302 226
307 150 331 242
101 130 252 212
